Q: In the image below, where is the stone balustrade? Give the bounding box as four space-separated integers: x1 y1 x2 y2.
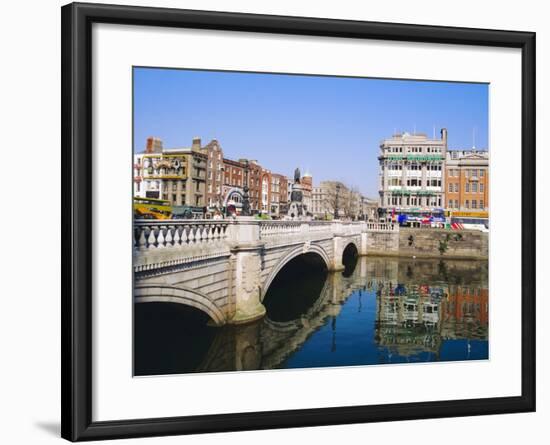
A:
366 221 397 231
259 221 303 238
134 220 230 250
134 218 396 251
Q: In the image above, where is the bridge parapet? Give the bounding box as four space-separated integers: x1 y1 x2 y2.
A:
134 219 230 250
133 220 232 274
366 221 397 232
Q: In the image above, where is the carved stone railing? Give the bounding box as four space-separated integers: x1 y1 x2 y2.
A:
135 219 396 251
134 218 398 275
366 221 397 232
259 221 303 238
134 220 230 250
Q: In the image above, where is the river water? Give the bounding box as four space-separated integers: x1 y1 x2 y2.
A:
134 255 488 376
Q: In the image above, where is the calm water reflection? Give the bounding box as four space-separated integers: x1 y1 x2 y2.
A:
134 256 488 376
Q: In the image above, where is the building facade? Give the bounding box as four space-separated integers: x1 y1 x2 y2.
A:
378 129 447 216
133 136 207 208
301 172 313 214
134 137 290 216
270 173 289 217
310 181 367 220
445 149 489 216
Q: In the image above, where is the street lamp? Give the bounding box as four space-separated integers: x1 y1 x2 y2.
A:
334 183 341 220
241 160 251 216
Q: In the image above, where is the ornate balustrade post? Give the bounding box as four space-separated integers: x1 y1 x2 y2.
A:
227 217 266 324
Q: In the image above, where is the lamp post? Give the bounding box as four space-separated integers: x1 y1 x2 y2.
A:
241 160 251 216
334 183 341 220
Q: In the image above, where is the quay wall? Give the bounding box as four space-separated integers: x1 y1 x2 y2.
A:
366 228 488 260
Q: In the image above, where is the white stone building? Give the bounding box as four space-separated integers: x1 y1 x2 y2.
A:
378 129 447 216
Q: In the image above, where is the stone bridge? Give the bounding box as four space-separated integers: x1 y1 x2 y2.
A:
133 218 398 325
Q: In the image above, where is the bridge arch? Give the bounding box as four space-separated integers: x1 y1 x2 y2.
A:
261 244 331 300
342 241 359 259
135 284 226 326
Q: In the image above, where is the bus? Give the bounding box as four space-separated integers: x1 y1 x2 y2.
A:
445 210 489 231
133 197 173 220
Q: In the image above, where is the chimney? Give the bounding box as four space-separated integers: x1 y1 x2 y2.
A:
192 137 201 151
145 137 163 154
440 128 448 142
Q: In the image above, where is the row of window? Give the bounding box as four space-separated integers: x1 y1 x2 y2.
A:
386 178 442 187
447 199 485 209
448 168 486 177
383 163 443 171
384 146 443 153
162 194 202 207
387 195 442 207
448 182 485 193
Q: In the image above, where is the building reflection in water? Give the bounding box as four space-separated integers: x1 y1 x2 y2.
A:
134 255 488 376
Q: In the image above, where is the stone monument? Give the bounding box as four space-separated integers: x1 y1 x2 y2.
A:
287 167 308 219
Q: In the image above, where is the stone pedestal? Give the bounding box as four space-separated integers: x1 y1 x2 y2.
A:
288 182 306 219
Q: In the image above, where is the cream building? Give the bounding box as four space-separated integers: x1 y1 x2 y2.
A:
378 129 447 216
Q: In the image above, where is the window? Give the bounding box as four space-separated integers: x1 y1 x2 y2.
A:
448 183 453 192
480 200 484 209
472 200 477 209
480 183 485 192
472 182 478 192
455 183 460 193
465 200 470 208
390 178 401 186
465 183 470 192
480 169 485 177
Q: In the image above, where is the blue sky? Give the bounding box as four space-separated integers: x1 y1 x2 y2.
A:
134 68 488 197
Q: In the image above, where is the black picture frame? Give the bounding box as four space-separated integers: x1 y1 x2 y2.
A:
61 2 536 441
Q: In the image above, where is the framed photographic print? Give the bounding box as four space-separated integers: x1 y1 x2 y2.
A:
61 2 536 441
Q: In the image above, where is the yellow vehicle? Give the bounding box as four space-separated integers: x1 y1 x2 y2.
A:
133 197 173 220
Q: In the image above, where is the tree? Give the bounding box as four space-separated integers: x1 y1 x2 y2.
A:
320 181 362 220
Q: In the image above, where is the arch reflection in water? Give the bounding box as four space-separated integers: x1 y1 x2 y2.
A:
133 256 488 375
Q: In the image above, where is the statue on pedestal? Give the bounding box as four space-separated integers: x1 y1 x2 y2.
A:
241 185 251 216
294 167 301 184
288 167 307 220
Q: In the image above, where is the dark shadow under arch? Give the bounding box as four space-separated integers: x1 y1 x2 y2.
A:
342 242 359 277
134 302 219 376
134 284 226 326
262 252 328 322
